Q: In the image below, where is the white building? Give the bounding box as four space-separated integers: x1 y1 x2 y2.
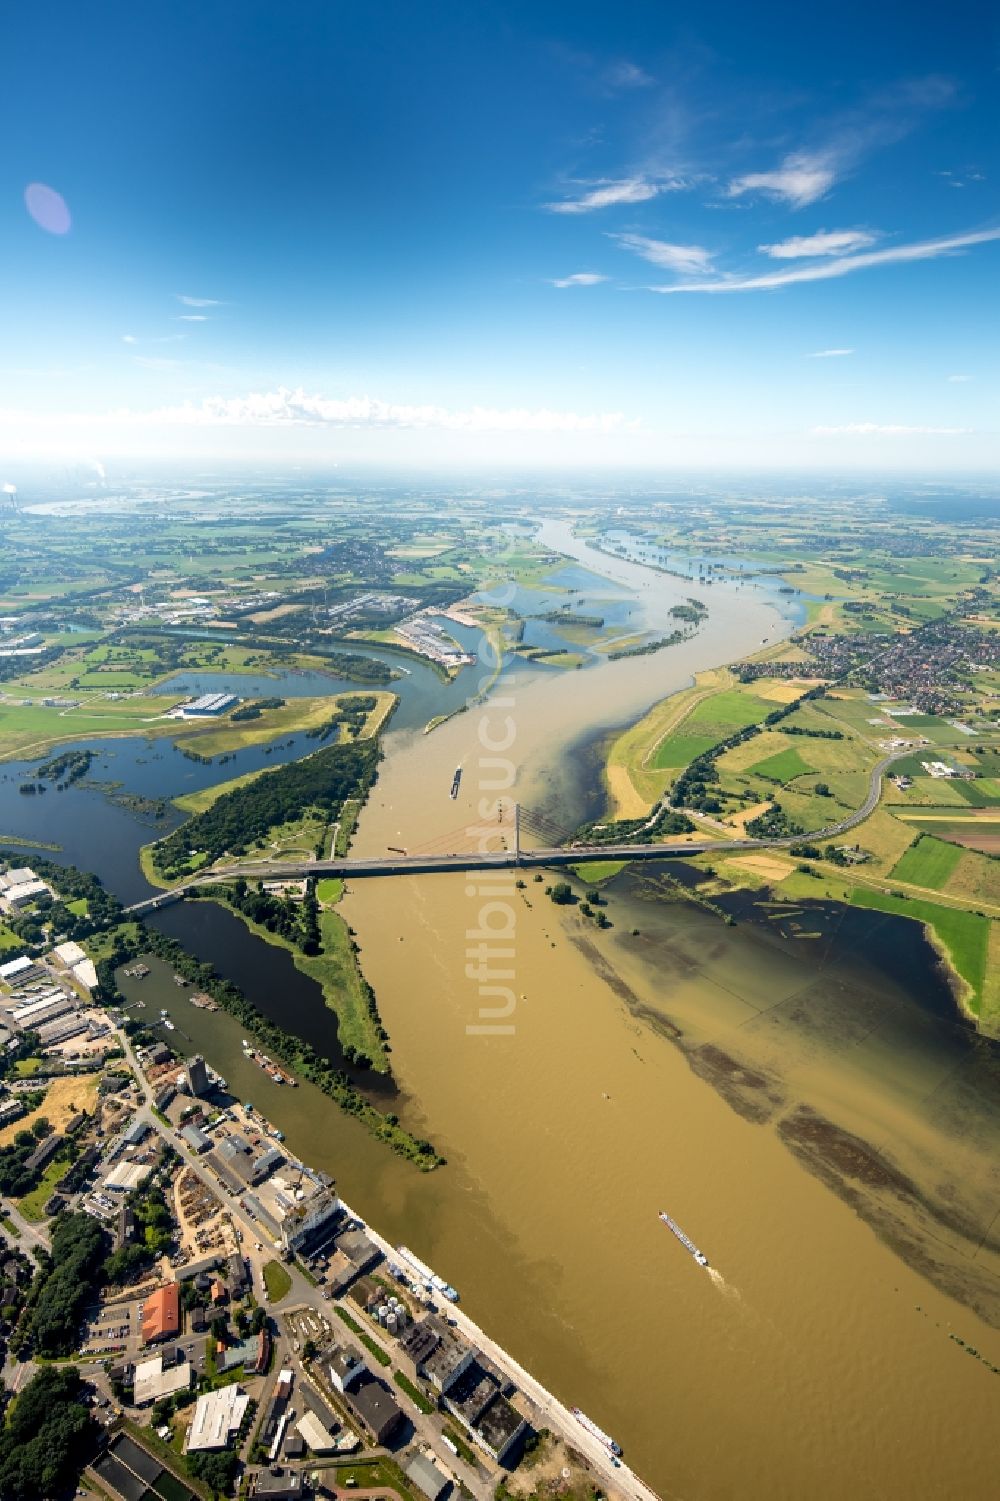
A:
133 1354 193 1406
186 1384 251 1451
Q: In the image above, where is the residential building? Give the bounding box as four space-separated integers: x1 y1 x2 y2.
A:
141 1283 181 1345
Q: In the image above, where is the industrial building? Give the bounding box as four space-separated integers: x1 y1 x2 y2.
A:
294 1409 338 1454
280 1190 341 1256
344 1375 404 1445
405 1453 450 1501
133 1354 193 1406
186 1383 251 1451
186 1054 210 1096
182 692 238 717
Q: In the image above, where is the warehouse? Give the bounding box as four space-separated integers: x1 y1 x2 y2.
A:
181 692 238 717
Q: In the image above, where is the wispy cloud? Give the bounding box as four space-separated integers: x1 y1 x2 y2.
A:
132 356 185 371
122 334 137 345
947 373 973 382
728 151 836 208
176 294 222 307
938 168 986 188
131 387 634 433
760 229 877 259
812 422 971 436
545 177 674 214
808 348 854 358
612 232 713 275
604 60 653 90
177 314 209 322
549 273 608 288
652 226 1000 293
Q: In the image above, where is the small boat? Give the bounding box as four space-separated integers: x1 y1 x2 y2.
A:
450 765 462 799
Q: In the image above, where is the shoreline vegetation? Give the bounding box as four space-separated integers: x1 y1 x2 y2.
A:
97 923 444 1169
190 881 390 1070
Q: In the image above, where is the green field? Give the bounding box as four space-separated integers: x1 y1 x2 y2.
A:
748 747 813 783
890 835 964 890
651 687 774 771
262 1260 292 1301
850 887 991 1015
650 732 720 768
316 877 345 903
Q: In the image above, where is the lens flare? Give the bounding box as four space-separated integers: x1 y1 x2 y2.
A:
24 182 71 235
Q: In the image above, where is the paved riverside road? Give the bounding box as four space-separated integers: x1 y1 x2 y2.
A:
124 745 915 912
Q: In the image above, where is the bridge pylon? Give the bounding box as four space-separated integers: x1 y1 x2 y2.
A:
514 802 521 863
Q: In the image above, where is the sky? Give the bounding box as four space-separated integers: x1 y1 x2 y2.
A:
0 0 997 471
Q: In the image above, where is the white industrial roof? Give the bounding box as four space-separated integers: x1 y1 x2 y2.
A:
0 956 34 981
104 1162 153 1192
295 1410 337 1453
54 941 87 966
186 1384 250 1451
72 959 99 990
133 1356 192 1405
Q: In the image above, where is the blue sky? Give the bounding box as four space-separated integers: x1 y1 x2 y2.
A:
1 0 996 468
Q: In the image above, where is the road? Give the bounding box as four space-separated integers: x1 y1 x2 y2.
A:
343 1207 665 1501
114 1021 659 1501
123 746 915 913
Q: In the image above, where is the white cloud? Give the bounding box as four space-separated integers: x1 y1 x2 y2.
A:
604 61 653 89
549 272 608 288
612 232 713 275
122 334 137 344
129 387 634 433
545 177 666 214
177 314 209 321
728 151 836 208
812 423 971 436
808 348 855 358
652 226 1000 293
947 373 972 382
760 229 877 259
176 294 222 307
133 356 185 371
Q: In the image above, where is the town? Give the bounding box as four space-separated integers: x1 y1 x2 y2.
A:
0 936 636 1501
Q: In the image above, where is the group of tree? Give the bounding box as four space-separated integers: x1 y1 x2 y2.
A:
151 736 378 876
99 924 442 1168
197 875 323 956
21 1211 108 1357
0 1364 96 1501
0 1118 56 1198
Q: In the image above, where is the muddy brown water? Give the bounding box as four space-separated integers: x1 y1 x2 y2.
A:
134 521 1000 1499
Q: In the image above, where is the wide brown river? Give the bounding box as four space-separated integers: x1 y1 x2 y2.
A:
147 520 1000 1500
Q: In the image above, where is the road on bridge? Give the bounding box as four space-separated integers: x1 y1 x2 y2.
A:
123 746 913 912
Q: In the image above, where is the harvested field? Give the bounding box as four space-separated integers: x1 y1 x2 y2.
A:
756 678 825 702
725 854 794 882
0 1072 99 1146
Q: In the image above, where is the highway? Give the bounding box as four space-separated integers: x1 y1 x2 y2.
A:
123 746 912 913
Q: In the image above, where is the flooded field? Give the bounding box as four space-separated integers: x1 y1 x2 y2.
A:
13 515 1000 1498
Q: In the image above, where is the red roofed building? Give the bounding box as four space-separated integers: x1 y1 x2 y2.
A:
141 1282 181 1344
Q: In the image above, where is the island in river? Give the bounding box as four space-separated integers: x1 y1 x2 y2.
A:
1 484 998 1501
